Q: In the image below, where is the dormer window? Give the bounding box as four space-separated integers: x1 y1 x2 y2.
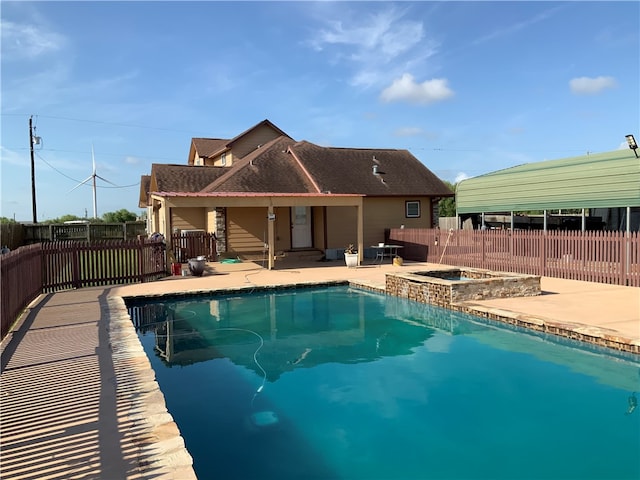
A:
220 153 227 166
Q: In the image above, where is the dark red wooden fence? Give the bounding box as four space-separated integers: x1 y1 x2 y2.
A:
389 228 640 287
1 239 166 339
170 232 217 263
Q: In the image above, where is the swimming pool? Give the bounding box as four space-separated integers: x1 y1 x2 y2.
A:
127 285 640 480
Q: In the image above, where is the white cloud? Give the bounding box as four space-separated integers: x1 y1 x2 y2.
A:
569 76 617 95
124 156 141 165
455 172 470 183
0 146 28 167
380 74 454 105
311 8 423 60
308 6 438 89
394 127 423 137
0 19 66 60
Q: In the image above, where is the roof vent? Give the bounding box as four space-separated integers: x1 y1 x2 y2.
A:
372 164 379 175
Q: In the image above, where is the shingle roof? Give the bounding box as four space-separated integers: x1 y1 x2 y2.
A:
201 136 315 193
138 175 151 208
151 164 228 193
191 138 229 158
144 120 453 201
290 141 453 196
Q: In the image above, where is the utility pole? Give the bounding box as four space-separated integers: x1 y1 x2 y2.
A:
29 115 37 224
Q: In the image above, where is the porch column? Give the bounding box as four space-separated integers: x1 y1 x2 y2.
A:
268 205 275 270
357 199 364 264
163 202 172 252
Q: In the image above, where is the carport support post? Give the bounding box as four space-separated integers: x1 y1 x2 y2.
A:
268 205 275 270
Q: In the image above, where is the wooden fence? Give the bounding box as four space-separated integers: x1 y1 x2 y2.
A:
24 222 147 243
170 232 217 263
388 228 640 287
0 239 167 339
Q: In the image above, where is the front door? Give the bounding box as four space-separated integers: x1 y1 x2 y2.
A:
291 206 312 249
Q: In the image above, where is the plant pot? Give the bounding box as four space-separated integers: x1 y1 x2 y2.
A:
188 257 206 276
344 252 359 268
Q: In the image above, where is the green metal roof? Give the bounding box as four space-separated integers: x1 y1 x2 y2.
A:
456 149 640 214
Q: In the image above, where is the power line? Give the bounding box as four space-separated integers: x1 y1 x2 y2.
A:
1 112 207 135
36 152 139 189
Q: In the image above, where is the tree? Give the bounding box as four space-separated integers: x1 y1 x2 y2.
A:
102 209 137 223
0 217 17 224
438 181 457 217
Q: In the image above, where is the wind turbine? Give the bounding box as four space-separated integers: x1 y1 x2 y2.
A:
70 144 116 219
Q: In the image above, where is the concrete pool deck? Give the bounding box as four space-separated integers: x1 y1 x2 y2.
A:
1 259 639 479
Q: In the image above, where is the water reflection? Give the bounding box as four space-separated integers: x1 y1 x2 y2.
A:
127 286 640 393
128 288 437 380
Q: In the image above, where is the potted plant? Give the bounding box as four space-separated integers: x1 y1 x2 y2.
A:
344 244 359 268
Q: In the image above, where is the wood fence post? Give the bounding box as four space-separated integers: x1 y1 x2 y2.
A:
138 237 145 283
71 242 81 289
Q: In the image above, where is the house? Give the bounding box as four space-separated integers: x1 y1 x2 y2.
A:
456 147 640 231
139 119 453 268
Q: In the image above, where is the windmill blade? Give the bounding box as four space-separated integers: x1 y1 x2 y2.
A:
69 175 94 193
92 144 97 172
95 174 118 186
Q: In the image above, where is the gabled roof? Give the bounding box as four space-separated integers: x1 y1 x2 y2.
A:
191 138 229 159
138 175 151 208
201 136 315 193
227 119 290 147
150 164 228 193
189 119 291 162
143 120 453 202
289 141 453 196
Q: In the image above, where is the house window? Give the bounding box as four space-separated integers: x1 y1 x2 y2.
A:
406 201 421 218
195 157 203 166
220 153 227 166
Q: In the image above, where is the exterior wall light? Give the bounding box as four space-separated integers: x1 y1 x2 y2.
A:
626 134 638 158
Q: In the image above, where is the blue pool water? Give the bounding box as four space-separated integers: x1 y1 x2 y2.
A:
127 286 640 480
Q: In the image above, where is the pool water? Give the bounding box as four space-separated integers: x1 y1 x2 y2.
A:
127 286 640 480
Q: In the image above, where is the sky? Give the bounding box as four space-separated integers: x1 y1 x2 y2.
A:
1 1 638 222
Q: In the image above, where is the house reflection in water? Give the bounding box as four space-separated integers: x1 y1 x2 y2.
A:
127 288 443 380
128 287 640 395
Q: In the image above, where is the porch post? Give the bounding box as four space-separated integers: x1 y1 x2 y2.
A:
357 198 364 264
268 204 275 270
163 202 172 252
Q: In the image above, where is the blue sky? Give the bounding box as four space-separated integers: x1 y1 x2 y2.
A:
1 1 638 222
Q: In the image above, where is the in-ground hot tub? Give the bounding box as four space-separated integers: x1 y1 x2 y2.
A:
386 267 541 307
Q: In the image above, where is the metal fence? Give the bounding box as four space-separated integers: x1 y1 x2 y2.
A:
388 228 640 287
0 239 167 339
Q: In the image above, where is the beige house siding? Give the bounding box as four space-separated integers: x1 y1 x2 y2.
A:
171 207 206 233
207 151 233 167
227 207 270 252
206 207 219 233
363 197 432 243
325 206 358 249
274 207 291 252
313 206 326 251
231 124 282 159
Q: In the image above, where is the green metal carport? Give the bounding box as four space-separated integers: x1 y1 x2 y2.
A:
456 148 640 232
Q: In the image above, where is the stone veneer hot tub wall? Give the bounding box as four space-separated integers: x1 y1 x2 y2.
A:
386 267 541 307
